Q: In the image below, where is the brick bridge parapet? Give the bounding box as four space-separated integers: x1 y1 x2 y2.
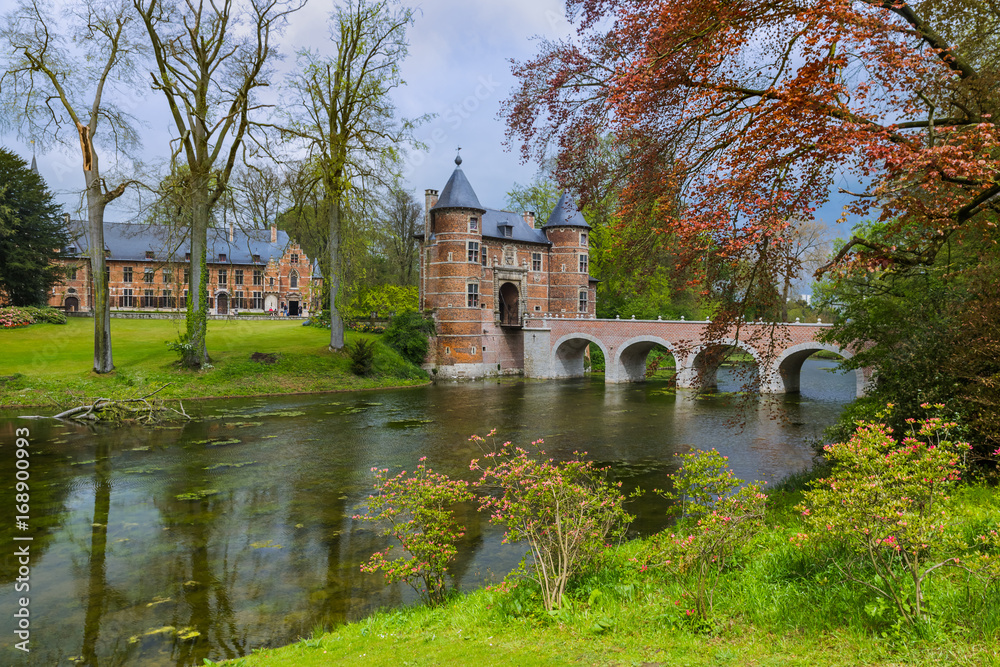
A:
521 315 871 397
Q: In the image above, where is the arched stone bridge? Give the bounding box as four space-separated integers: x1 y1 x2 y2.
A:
521 316 871 397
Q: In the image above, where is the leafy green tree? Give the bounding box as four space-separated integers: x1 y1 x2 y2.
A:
280 0 423 351
383 310 433 365
0 148 68 306
504 174 560 225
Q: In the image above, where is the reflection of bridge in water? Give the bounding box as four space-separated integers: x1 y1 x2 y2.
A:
521 316 871 398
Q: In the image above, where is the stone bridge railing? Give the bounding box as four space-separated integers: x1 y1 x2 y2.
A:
521 316 871 397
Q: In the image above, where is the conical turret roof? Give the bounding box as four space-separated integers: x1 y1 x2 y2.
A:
432 154 484 211
543 192 590 229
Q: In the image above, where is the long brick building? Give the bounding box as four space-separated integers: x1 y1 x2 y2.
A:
49 219 319 317
417 155 596 378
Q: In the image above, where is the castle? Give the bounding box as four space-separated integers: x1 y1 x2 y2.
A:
417 156 595 378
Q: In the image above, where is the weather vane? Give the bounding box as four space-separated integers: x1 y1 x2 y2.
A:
455 146 462 166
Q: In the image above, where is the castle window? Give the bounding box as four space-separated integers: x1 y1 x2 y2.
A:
235 291 245 309
579 290 588 312
218 269 227 286
291 253 299 264
481 248 487 266
252 291 264 309
68 266 77 280
219 253 227 262
467 241 480 263
145 250 155 259
580 232 588 246
183 268 190 284
502 225 512 238
253 270 263 286
142 289 155 307
144 268 155 283
579 254 588 273
105 249 111 258
252 254 261 263
234 269 244 285
269 276 275 287
467 283 479 308
290 271 299 289
163 268 173 283
469 217 479 232
121 288 134 308
67 246 77 254
532 252 541 271
123 266 133 283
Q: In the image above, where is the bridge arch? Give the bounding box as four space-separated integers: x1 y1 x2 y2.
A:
551 332 611 379
676 338 762 391
762 342 867 397
609 335 681 383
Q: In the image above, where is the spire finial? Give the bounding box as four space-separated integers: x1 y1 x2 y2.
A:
455 146 462 166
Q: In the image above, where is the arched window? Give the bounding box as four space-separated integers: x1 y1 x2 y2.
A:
289 271 299 289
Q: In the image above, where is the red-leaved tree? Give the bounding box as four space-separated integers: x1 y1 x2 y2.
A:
505 0 1000 324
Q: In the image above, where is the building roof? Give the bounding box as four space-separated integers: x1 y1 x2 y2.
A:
62 221 294 266
543 192 591 229
431 155 485 211
482 209 550 245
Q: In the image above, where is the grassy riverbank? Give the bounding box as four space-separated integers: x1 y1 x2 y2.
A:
225 480 1000 667
0 318 428 408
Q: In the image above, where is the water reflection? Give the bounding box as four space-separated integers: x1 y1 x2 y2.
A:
0 359 851 665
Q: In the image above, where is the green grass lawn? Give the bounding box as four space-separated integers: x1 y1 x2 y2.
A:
224 484 1000 667
0 317 428 408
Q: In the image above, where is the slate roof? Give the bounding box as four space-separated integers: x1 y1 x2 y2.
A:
432 155 485 211
482 209 550 246
62 221 295 266
543 192 591 229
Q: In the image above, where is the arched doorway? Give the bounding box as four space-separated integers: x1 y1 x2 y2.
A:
64 296 79 312
498 282 520 327
217 292 229 315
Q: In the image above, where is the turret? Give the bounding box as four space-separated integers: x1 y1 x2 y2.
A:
543 192 592 315
424 154 487 375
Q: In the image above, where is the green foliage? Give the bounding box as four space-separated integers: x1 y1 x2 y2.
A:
383 311 434 365
347 338 376 376
650 448 768 622
0 148 68 306
344 284 418 321
587 343 605 372
816 222 1000 457
505 175 561 224
800 407 973 628
356 460 472 605
470 432 633 611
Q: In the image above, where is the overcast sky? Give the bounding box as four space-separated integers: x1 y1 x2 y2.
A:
2 0 575 219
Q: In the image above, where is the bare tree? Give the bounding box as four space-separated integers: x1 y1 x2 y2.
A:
134 0 302 367
1 0 145 373
280 0 423 350
778 219 830 321
375 182 421 285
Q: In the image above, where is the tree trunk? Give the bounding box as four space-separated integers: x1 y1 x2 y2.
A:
85 160 114 373
185 181 211 367
781 276 791 323
328 194 345 350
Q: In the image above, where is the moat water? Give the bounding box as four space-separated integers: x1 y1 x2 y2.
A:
0 360 853 665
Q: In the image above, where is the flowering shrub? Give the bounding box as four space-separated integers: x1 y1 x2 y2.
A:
655 448 740 519
799 405 972 627
652 449 767 621
355 459 472 605
0 307 36 328
470 431 632 611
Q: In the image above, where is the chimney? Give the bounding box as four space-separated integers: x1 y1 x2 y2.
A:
523 211 536 229
424 189 438 238
229 222 234 243
270 224 277 244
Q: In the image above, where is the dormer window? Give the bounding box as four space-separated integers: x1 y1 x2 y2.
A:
67 246 77 255
185 252 191 261
252 254 261 263
500 224 513 238
218 253 227 262
145 250 155 259
104 249 111 258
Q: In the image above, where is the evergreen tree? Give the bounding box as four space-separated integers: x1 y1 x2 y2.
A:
0 148 67 306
